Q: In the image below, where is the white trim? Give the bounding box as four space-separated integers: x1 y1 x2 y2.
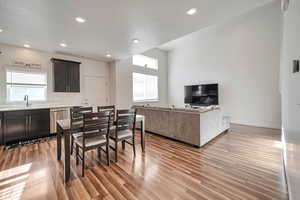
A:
133 99 160 103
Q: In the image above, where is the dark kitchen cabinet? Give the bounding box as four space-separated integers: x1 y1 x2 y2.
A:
27 109 50 139
3 109 50 144
3 111 27 144
52 58 81 93
0 113 3 145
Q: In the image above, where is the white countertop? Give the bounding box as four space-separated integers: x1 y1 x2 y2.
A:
0 103 83 111
133 105 220 113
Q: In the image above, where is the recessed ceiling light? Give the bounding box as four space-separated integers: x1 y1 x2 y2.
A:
132 39 140 44
75 17 86 23
60 43 67 47
186 8 197 15
0 29 3 33
106 53 112 58
24 44 30 48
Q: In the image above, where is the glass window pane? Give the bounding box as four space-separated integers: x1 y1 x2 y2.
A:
147 58 158 70
6 70 48 102
7 85 47 102
133 55 146 68
132 73 158 101
133 73 146 101
145 75 158 100
6 71 47 85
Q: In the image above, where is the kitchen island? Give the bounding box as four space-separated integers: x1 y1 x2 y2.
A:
135 106 230 147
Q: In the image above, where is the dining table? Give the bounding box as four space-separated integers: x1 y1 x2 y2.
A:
56 114 145 182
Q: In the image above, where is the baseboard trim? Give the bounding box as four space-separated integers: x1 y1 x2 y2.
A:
281 130 291 200
136 128 201 148
230 120 281 130
230 123 281 131
136 128 229 148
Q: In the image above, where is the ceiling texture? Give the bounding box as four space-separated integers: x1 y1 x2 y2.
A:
0 0 274 61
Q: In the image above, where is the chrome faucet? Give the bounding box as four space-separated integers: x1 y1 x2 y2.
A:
24 95 30 107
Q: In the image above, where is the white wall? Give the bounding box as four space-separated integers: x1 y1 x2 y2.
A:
0 43 110 106
166 2 282 129
280 0 300 199
111 48 168 109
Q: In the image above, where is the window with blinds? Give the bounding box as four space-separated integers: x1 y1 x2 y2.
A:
132 72 158 102
6 70 47 102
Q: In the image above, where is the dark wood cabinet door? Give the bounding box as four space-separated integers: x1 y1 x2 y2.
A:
0 113 3 145
52 58 81 93
69 63 80 92
27 109 50 139
53 60 68 92
3 111 27 144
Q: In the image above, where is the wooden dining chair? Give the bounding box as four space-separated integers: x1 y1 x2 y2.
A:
98 105 116 135
70 106 93 155
74 111 112 176
110 109 136 162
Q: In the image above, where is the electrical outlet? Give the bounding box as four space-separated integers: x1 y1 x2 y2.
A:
293 60 299 73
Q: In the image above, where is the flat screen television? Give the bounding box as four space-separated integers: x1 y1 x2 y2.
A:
184 84 219 106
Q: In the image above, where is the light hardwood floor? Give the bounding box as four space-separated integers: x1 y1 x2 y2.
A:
0 124 288 200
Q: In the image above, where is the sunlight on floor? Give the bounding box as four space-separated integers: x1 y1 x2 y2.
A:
0 163 32 200
0 164 31 180
0 182 26 200
0 174 29 187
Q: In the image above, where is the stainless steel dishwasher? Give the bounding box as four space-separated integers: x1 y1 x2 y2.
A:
50 107 70 134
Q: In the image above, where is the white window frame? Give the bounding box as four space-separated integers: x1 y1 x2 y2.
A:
132 54 158 71
6 69 48 103
132 72 159 102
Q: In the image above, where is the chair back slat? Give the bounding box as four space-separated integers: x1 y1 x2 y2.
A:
71 107 93 120
117 109 135 114
79 107 94 113
84 118 110 125
83 124 109 132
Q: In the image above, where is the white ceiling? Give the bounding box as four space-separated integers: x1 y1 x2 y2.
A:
0 0 273 62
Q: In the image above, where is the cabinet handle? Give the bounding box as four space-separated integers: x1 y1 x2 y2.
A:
26 116 29 133
29 116 31 133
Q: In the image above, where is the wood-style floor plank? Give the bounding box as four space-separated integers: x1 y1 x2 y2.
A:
0 124 288 200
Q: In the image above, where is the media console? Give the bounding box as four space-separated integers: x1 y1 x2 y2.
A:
134 106 230 147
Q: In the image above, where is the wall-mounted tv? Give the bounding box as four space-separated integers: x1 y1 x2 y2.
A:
184 84 219 106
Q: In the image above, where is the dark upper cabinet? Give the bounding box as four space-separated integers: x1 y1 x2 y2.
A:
3 109 50 144
53 60 68 92
69 62 80 92
52 58 81 93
